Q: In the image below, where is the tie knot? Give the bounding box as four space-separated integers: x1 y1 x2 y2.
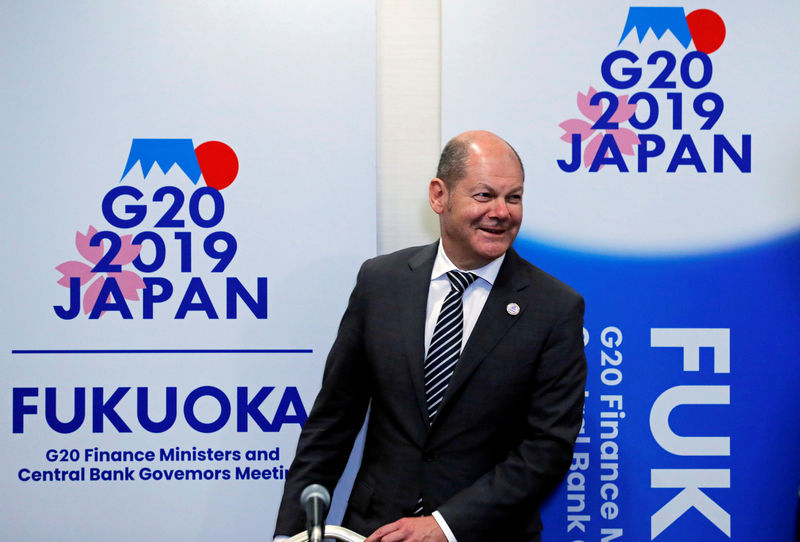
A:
446 270 478 293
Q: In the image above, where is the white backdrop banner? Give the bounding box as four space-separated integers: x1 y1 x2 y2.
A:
0 2 375 540
443 1 800 541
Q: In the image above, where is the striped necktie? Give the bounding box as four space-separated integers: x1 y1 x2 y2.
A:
415 270 478 516
424 270 478 423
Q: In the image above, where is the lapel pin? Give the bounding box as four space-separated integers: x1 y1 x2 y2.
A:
506 302 520 316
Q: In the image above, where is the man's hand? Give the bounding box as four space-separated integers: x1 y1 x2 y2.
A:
364 516 447 542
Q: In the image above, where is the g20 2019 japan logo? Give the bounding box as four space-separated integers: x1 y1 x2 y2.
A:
558 7 750 174
54 139 267 320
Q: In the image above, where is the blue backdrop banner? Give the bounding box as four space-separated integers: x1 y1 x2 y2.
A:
443 1 800 539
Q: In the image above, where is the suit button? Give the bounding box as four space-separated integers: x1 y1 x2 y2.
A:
423 451 435 462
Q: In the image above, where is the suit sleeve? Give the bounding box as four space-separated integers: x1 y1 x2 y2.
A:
437 293 587 542
274 263 372 537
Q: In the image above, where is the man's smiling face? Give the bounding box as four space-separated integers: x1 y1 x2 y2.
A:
430 133 524 270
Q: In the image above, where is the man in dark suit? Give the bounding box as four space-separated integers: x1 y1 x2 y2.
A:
275 131 587 542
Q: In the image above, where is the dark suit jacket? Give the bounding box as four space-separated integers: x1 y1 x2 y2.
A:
275 243 587 542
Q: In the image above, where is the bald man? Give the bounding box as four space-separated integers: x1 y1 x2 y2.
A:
275 131 587 542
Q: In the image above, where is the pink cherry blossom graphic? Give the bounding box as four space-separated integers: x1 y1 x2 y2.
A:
559 87 641 169
56 226 145 316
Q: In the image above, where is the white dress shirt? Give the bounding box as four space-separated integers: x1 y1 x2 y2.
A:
424 241 505 357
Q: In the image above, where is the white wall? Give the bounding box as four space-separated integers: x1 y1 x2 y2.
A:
377 0 442 253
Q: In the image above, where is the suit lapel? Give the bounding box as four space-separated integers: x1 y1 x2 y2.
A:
431 248 531 429
402 243 438 426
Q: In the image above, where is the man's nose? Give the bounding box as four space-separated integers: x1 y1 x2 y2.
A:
489 198 510 220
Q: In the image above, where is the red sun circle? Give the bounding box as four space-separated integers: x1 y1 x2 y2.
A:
195 140 239 190
686 9 726 54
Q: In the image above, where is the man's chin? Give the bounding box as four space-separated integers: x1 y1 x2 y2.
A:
474 241 512 262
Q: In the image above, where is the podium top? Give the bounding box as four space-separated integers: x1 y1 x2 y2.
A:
287 525 366 542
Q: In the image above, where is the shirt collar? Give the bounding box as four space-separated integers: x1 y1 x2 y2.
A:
430 240 506 286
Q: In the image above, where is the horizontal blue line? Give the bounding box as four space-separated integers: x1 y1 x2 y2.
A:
11 349 313 355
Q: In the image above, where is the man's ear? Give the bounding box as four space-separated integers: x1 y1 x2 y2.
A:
429 178 447 215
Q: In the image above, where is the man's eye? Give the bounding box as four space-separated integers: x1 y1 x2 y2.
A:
508 194 522 203
475 193 491 201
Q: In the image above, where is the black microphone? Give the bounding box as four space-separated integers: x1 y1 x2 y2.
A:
301 484 330 542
